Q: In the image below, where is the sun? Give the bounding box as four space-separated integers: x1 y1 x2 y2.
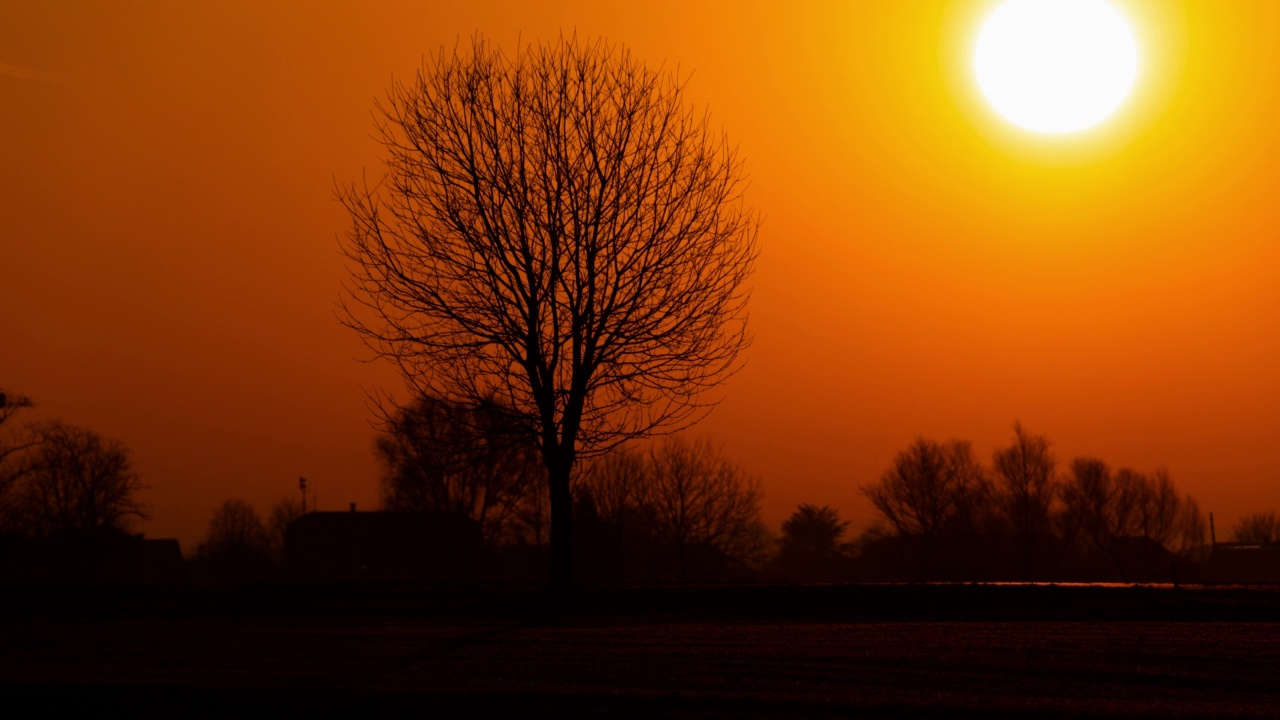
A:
975 0 1139 134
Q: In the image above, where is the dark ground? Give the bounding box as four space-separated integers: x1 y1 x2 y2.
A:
3 584 1279 718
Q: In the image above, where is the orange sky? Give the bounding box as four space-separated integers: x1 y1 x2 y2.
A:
3 1 1278 551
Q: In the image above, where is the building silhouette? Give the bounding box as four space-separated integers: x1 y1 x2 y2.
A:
284 509 482 583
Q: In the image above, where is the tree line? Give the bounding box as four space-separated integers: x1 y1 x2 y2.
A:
857 424 1209 582
373 403 1257 583
6 383 1274 585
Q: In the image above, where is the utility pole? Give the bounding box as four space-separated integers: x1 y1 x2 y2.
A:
299 476 308 514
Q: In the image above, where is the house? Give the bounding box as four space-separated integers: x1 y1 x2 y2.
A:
0 528 184 587
1202 542 1280 583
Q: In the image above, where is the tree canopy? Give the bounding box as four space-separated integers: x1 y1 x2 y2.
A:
339 35 758 587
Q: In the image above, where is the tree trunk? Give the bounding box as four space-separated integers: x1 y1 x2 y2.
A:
548 458 574 593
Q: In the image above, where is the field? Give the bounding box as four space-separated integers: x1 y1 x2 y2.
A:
3 584 1279 717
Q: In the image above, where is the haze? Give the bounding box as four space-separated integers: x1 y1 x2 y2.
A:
3 0 1277 550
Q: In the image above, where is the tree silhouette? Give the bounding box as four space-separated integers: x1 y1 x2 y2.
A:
1057 457 1114 553
575 437 764 581
991 423 1057 574
376 393 543 547
861 438 992 577
1058 459 1205 576
16 420 147 536
339 36 758 588
580 448 650 529
0 390 35 504
0 390 34 430
1232 512 1279 544
775 504 850 582
198 498 269 559
266 496 305 564
644 436 765 580
856 426 1209 581
863 438 991 541
574 448 652 574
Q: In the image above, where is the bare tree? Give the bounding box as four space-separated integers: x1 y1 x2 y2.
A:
377 393 543 547
579 447 650 527
578 438 764 580
863 438 992 541
1058 459 1204 564
1231 511 1278 544
339 36 758 587
16 420 147 536
990 423 1059 577
266 496 305 564
1172 494 1207 557
0 390 36 504
1115 468 1179 544
644 436 765 580
1057 457 1115 552
0 390 34 431
991 423 1057 542
198 498 269 559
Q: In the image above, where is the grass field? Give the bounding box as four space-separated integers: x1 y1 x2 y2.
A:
3 584 1279 717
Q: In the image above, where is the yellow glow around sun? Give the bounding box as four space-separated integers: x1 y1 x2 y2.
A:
975 0 1139 134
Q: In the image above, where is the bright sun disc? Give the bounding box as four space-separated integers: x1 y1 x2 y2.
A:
975 0 1138 134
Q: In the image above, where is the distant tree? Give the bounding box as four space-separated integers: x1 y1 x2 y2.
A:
572 449 657 581
511 473 552 548
1231 511 1278 544
0 390 34 431
1172 495 1207 557
338 35 759 588
1058 459 1205 570
0 390 36 531
644 436 765 580
15 420 147 537
579 437 764 581
198 499 269 559
991 423 1057 544
1057 457 1115 552
863 438 992 541
265 496 305 564
1114 468 1178 545
774 504 850 582
376 393 543 547
579 449 651 529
